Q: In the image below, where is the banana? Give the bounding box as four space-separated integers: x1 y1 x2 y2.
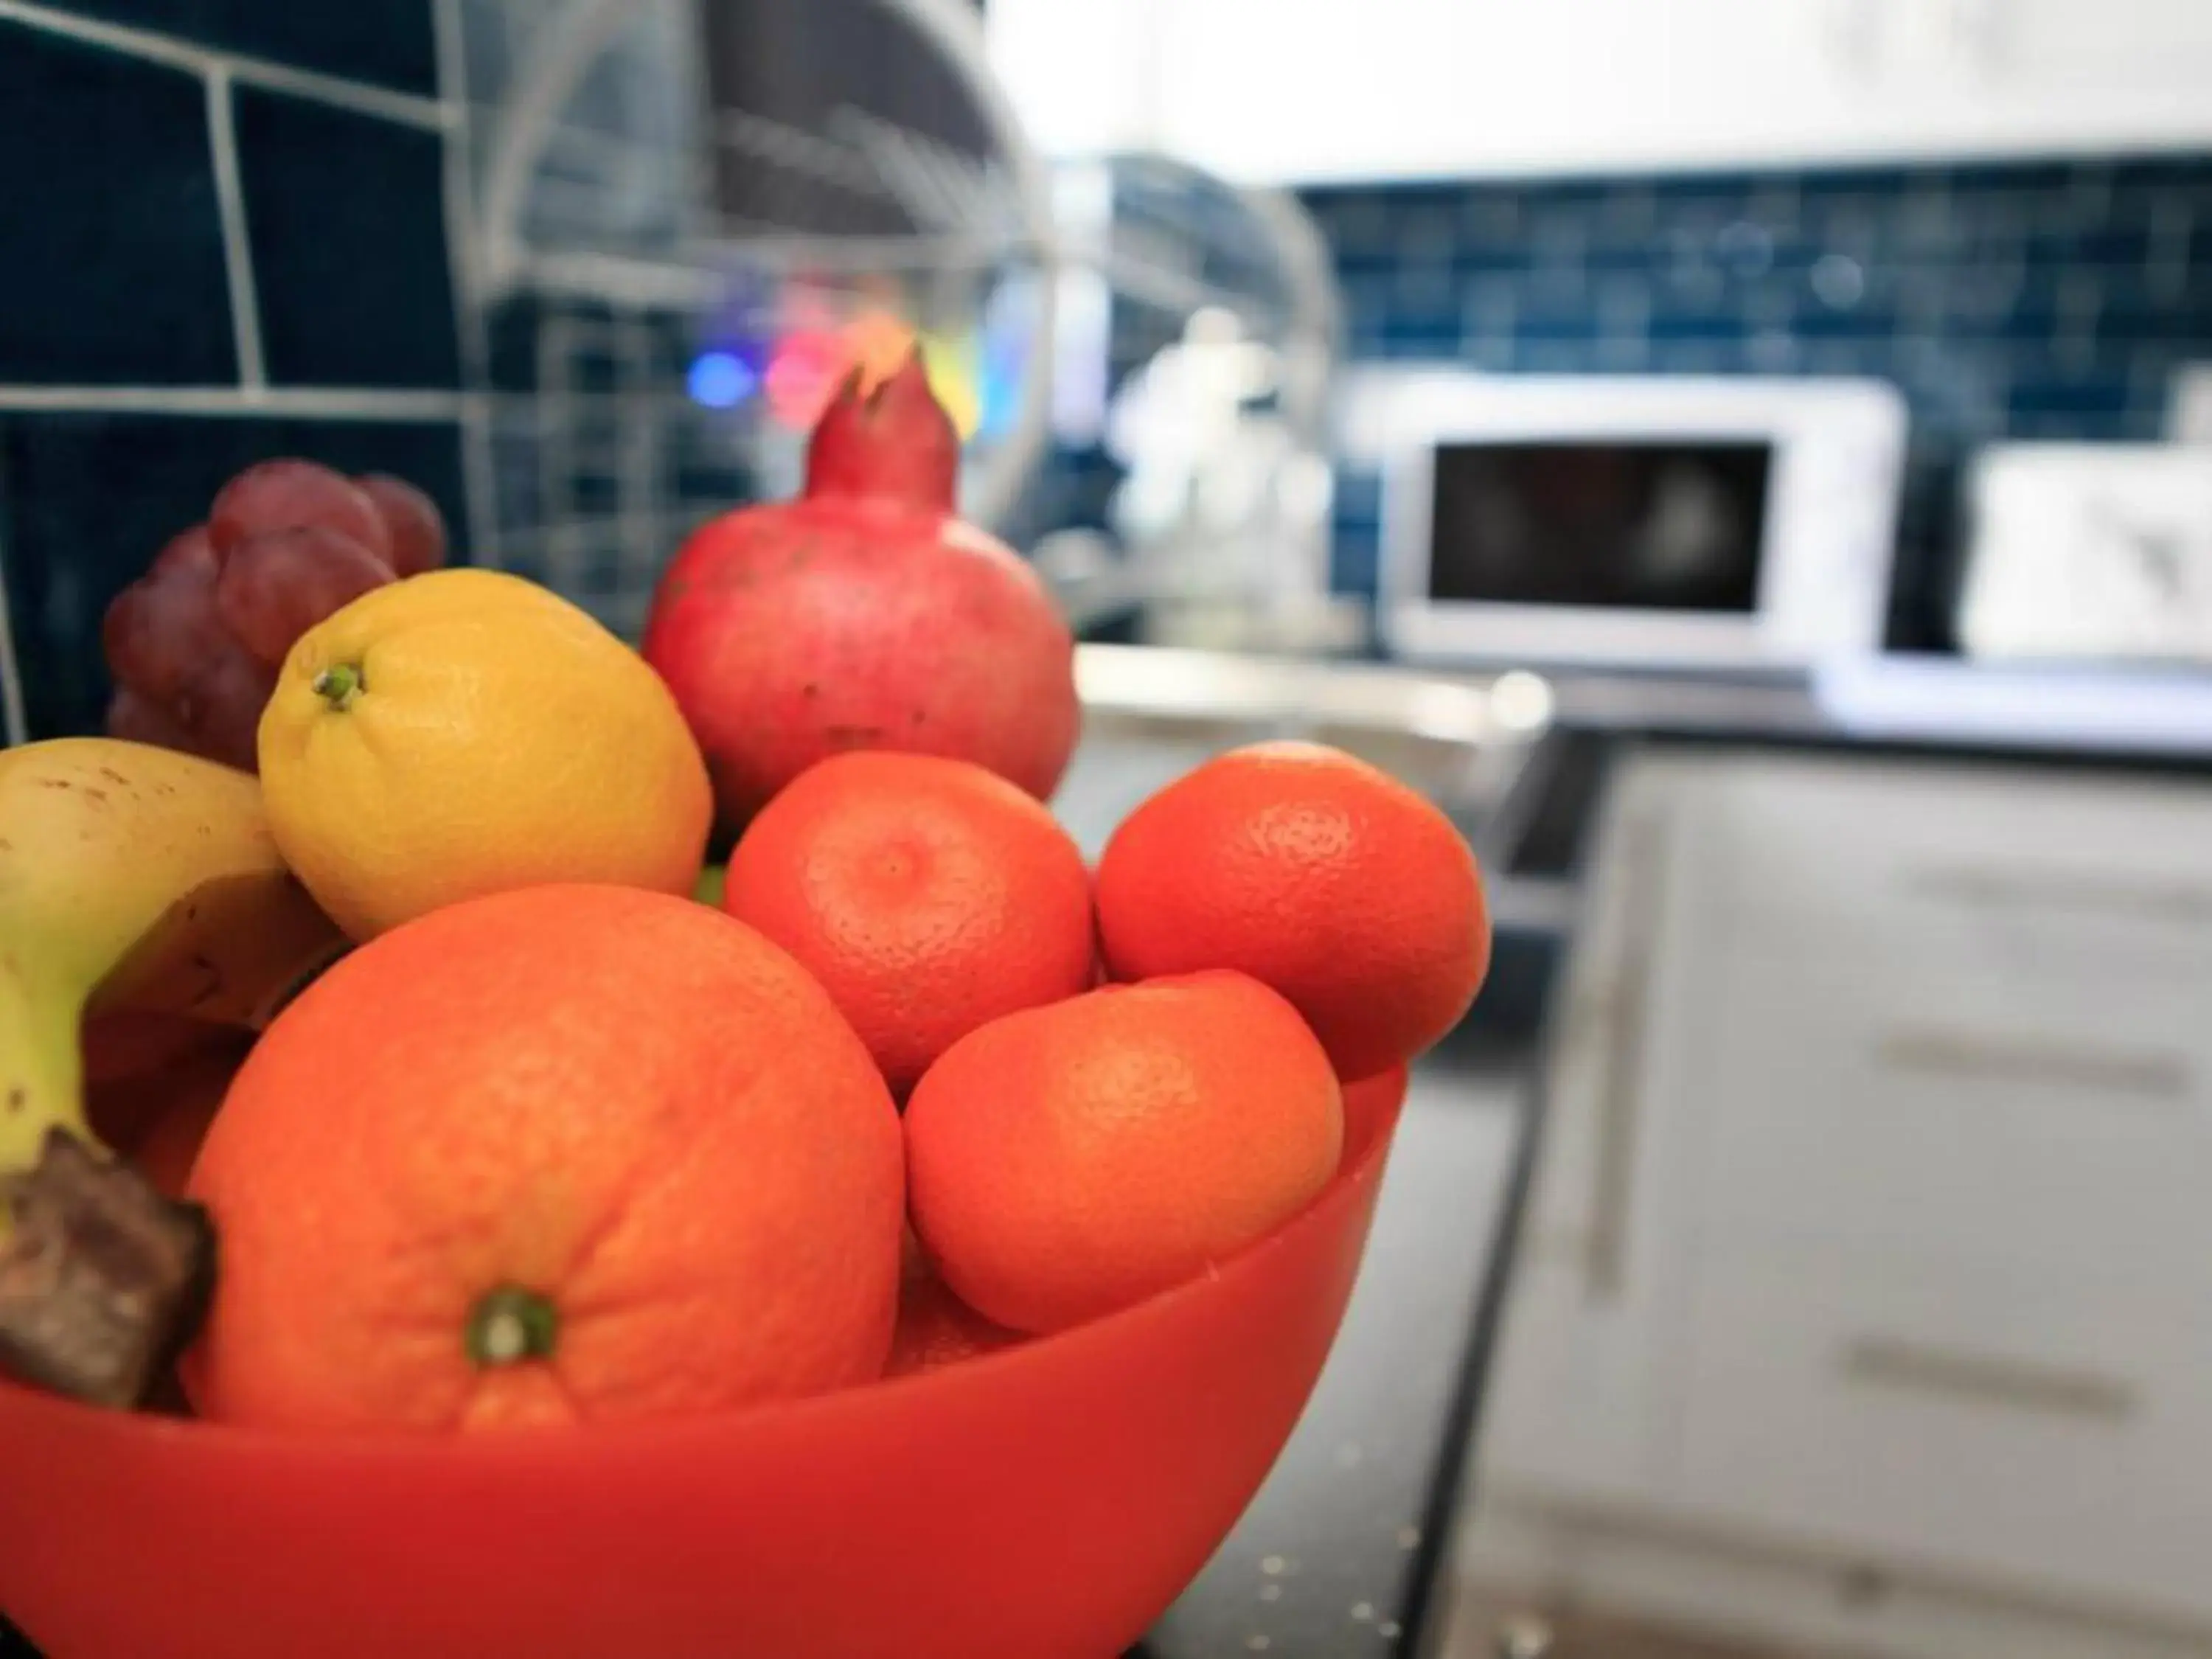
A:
0 737 347 1407
0 737 346 1166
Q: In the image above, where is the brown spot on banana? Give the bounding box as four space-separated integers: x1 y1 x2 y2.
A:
184 953 223 1011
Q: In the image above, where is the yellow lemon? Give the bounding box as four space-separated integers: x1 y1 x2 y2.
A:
258 568 713 939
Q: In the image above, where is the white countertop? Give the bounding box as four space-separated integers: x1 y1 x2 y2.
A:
1538 655 2212 762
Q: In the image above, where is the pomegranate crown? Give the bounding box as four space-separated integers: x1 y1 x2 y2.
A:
803 347 960 512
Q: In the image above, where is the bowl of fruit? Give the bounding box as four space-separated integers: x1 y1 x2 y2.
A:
0 1068 1411 1659
0 357 1493 1659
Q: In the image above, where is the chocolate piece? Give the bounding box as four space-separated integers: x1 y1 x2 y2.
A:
0 1129 215 1410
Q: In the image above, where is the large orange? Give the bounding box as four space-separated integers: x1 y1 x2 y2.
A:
184 884 904 1433
905 970 1343 1335
721 751 1093 1096
1095 741 1489 1081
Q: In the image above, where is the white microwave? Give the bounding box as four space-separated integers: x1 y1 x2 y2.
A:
1347 372 1910 673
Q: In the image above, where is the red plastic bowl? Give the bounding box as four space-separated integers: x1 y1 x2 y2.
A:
0 1082 1405 1659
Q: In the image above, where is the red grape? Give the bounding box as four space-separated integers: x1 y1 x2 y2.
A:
100 461 445 771
355 473 448 578
208 459 392 568
215 525 394 667
173 645 279 773
105 687 197 751
150 524 218 580
102 556 232 706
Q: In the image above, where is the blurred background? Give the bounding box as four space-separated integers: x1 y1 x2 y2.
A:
0 2 2208 1656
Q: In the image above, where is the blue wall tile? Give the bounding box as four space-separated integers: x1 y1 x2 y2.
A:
0 21 234 385
234 86 459 389
1298 152 2212 650
64 0 438 95
484 292 552 394
0 414 467 739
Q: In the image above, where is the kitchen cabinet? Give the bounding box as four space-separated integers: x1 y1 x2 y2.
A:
1472 756 1707 1510
1676 1248 2212 1632
988 0 2212 183
1848 0 2212 175
1150 0 1863 184
1469 746 2212 1655
1955 0 2212 107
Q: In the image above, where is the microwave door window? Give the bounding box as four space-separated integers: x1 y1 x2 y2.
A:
1427 442 1770 613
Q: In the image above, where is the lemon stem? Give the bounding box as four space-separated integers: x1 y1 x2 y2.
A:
466 1284 559 1368
312 663 364 710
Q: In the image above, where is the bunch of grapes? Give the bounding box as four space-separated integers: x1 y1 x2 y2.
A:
102 460 448 771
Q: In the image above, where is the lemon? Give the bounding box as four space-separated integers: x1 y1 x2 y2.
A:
258 569 712 940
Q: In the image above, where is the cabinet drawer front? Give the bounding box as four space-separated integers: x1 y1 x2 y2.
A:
1677 1253 2212 1625
1480 1260 1683 1507
1704 759 2212 976
1694 935 2208 1277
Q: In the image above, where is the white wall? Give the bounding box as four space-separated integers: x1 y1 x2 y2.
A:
987 0 2212 184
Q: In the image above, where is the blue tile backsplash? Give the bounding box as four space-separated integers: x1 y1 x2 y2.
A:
0 20 236 386
0 0 464 743
233 87 459 389
2 0 2210 741
1300 155 2212 650
62 0 439 94
1 414 467 741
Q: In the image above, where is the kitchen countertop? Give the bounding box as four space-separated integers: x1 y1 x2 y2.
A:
1456 655 2212 770
1135 1032 1537 1659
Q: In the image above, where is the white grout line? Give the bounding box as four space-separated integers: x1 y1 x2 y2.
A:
459 398 501 568
0 385 484 420
0 0 451 131
0 0 472 743
520 248 728 309
204 68 266 390
428 0 501 570
0 543 26 747
428 0 481 348
0 404 28 742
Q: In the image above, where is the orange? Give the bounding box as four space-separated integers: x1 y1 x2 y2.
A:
1095 741 1489 1081
185 884 903 1433
257 569 713 940
722 751 1093 1096
884 1230 1023 1377
905 970 1342 1335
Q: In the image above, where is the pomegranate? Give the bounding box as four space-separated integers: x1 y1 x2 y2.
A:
643 350 1080 835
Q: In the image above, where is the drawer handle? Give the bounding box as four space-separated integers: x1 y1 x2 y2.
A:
1840 1335 2138 1424
1585 808 1668 1305
1876 1027 2191 1101
1906 866 2212 926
